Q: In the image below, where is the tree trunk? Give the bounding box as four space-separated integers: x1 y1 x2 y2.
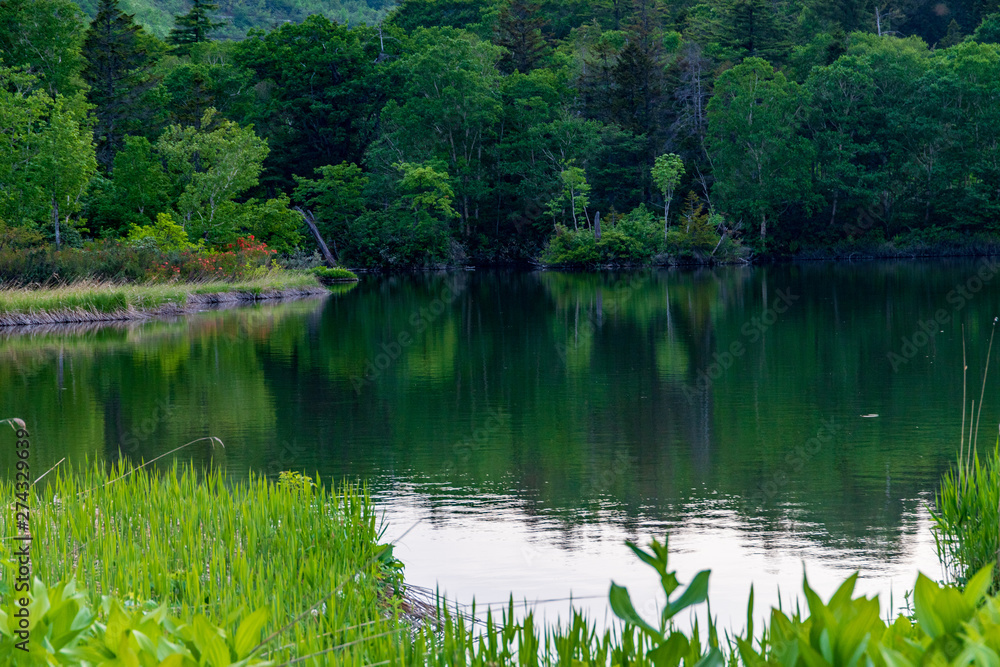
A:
52 197 61 249
594 210 601 240
760 213 767 243
664 191 672 240
570 188 578 231
294 207 336 267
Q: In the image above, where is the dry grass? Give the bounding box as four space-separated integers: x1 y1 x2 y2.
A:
0 272 326 326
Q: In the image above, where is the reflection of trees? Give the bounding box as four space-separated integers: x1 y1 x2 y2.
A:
0 263 991 563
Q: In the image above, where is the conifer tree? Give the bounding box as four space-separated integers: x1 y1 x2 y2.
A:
494 0 550 74
82 0 157 169
167 0 225 55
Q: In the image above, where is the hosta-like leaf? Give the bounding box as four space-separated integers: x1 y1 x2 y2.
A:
234 608 268 659
609 583 661 639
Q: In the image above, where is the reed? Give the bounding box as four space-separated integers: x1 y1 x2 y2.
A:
6 458 1000 665
0 460 404 664
931 321 1000 591
0 273 325 326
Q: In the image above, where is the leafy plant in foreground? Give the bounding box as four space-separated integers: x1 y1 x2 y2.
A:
609 537 723 667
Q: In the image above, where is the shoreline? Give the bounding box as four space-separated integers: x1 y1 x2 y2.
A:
0 282 332 327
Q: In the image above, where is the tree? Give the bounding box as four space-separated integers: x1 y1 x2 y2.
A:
651 153 684 237
0 67 50 229
86 135 172 236
0 0 87 96
233 16 388 190
688 0 792 64
33 96 98 247
167 0 225 55
293 162 370 259
82 0 159 169
370 27 503 237
155 108 269 244
395 162 460 225
707 57 814 244
547 165 591 230
0 66 95 242
494 0 550 74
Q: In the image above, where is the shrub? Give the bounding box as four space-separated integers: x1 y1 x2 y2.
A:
125 212 199 252
311 266 359 282
615 204 663 256
540 224 655 266
666 193 721 255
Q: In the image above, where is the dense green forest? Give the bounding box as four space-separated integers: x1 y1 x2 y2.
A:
75 0 395 40
5 0 1000 269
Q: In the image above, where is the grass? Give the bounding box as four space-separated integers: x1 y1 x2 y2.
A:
3 452 1000 665
310 266 360 283
0 272 325 324
1 459 405 665
932 445 1000 590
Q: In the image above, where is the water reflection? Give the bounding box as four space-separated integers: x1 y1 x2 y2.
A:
1 261 994 626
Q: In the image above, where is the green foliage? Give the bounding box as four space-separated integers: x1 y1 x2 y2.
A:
166 0 226 54
615 204 664 254
294 162 369 245
651 153 684 233
126 211 199 251
609 538 717 667
541 224 651 266
311 266 360 282
11 0 1000 262
0 67 96 240
667 192 722 255
155 108 269 245
974 13 1000 43
0 580 271 666
387 0 488 34
707 57 815 246
233 16 387 189
82 0 159 169
213 196 303 254
346 209 456 267
395 161 461 224
546 165 591 230
0 0 87 97
932 444 1000 592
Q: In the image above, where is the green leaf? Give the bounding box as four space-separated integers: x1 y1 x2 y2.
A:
828 572 859 610
693 647 725 667
234 608 268 659
932 586 973 635
912 574 944 639
962 564 993 606
609 582 661 640
648 631 688 667
626 541 664 573
666 570 711 621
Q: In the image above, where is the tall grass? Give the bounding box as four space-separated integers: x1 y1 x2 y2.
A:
932 446 1000 590
0 273 324 323
931 323 1000 591
1 461 404 664
6 457 1000 665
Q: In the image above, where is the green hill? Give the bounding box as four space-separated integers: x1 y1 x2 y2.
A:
75 0 396 39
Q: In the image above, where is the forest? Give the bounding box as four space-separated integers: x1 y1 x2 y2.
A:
5 0 1000 268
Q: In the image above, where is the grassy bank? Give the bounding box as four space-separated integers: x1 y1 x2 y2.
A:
0 272 328 326
0 460 405 665
4 454 1000 665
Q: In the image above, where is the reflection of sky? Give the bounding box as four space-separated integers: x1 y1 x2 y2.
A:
375 486 940 632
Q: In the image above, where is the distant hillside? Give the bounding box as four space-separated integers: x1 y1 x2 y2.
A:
75 0 396 39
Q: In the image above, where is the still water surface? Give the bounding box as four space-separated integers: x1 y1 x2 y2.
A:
4 260 1000 628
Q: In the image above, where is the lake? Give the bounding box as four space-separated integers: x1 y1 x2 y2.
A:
3 259 999 629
